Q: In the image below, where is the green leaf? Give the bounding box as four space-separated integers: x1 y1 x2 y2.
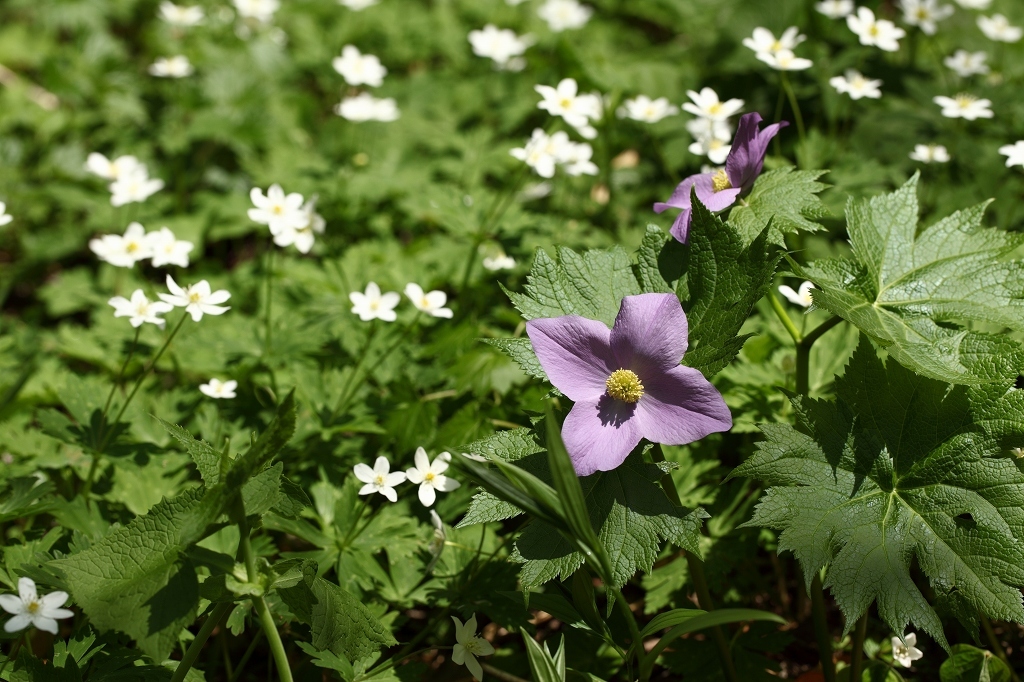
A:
296 642 354 681
458 428 546 527
158 419 221 485
795 174 1024 385
735 338 1024 647
484 337 547 380
523 634 566 682
638 608 707 639
728 167 829 245
940 644 1012 682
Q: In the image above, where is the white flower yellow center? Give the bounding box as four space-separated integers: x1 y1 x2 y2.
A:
771 40 783 51
955 93 975 108
189 291 202 303
712 168 732 192
420 297 431 308
916 8 929 19
374 474 385 486
27 600 40 614
271 204 284 215
707 102 723 116
559 97 573 110
425 471 436 482
606 369 644 403
869 24 879 36
126 241 140 253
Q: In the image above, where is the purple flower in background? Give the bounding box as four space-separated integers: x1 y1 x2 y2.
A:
526 293 732 476
654 112 788 243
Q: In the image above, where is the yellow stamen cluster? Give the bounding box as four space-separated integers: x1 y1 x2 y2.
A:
27 601 40 614
606 369 644 403
712 168 732 192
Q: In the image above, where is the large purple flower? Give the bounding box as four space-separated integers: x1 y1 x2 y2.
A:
654 112 788 243
525 293 732 476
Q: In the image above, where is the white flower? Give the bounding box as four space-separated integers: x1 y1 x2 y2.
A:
944 50 989 77
535 78 603 136
248 184 309 235
686 117 732 143
847 7 907 51
933 93 993 120
405 283 453 318
146 227 194 268
506 0 529 4
510 129 569 178
689 136 732 165
537 0 592 32
0 578 73 635
468 25 532 69
617 95 678 123
275 197 326 254
742 26 806 56
977 14 1022 42
560 141 599 176
332 46 387 87
339 0 378 8
900 0 954 35
816 0 854 18
756 49 814 71
334 93 400 122
891 633 924 668
909 143 951 163
682 87 744 122
482 253 516 271
829 70 883 99
451 615 496 681
85 153 143 180
89 222 153 267
350 282 400 322
405 448 461 507
778 281 814 308
159 2 205 26
233 0 279 22
149 55 194 78
199 378 237 399
999 141 1024 168
954 0 990 8
353 456 406 503
109 169 165 207
159 275 231 321
0 202 11 227
108 289 174 328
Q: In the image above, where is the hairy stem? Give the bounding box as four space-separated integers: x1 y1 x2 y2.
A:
810 573 835 682
849 613 868 682
170 602 232 682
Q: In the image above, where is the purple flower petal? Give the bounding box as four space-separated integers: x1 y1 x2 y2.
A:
526 316 616 402
653 174 702 213
692 174 742 212
668 209 693 243
562 396 643 476
635 365 732 444
725 113 788 191
610 294 688 376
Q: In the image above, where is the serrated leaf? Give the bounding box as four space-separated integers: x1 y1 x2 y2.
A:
158 419 221 485
728 167 829 244
459 428 547 527
735 338 1024 648
484 337 547 380
795 174 1024 385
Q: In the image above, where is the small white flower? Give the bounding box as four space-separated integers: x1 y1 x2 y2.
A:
339 0 378 8
537 0 592 32
909 143 950 163
999 141 1024 168
334 93 400 122
954 0 990 8
248 184 309 235
0 202 12 227
756 49 814 71
891 633 924 668
146 227 194 268
559 141 599 176
89 222 153 268
109 169 165 207
233 0 279 22
108 289 174 328
353 456 406 502
451 615 496 681
944 50 989 77
900 0 954 35
815 0 854 19
689 136 732 165
933 93 993 120
682 88 744 122
510 129 569 178
85 153 143 180
742 26 806 56
535 78 603 136
199 378 238 399
617 95 678 123
159 2 205 26
0 578 74 635
159 275 231 321
977 14 1023 42
482 253 516 271
332 46 387 87
778 281 814 308
405 283 453 318
829 70 883 99
350 282 400 322
275 196 326 254
847 7 907 51
686 117 732 143
149 55 194 78
405 448 461 507
468 25 532 69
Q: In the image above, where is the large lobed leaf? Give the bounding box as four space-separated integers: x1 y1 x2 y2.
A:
795 174 1024 385
735 338 1024 647
727 166 829 245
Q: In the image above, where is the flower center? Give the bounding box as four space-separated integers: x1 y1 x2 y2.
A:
189 291 202 303
374 474 385 486
272 205 283 215
606 369 643 403
464 639 488 655
707 102 723 115
955 93 974 107
559 97 573 110
425 472 436 482
869 24 879 36
771 40 782 51
712 168 732 192
27 600 40 614
916 8 928 19
126 241 139 253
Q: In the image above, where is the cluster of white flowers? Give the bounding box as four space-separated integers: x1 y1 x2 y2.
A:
149 55 194 78
158 2 205 27
107 276 230 328
535 78 602 139
468 24 533 71
683 87 744 164
354 449 461 506
248 184 326 253
848 7 906 51
909 143 950 163
331 45 400 122
900 0 954 35
109 289 175 328
0 201 12 227
1 577 73 634
617 96 678 124
90 222 194 268
537 0 592 32
510 129 598 178
830 70 883 100
350 282 454 321
85 153 165 206
743 26 812 71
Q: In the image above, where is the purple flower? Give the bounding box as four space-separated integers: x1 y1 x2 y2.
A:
526 293 732 476
654 112 788 243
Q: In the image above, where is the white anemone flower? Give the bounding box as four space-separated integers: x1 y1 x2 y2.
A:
0 202 12 227
332 46 387 87
617 96 678 123
405 283 453 318
248 184 309 235
510 129 569 178
146 226 194 268
891 633 924 668
686 117 732 143
0 578 73 635
909 144 950 163
405 448 461 507
482 253 516 271
847 7 906 51
933 93 993 120
816 0 854 18
468 25 532 69
199 378 237 399
559 141 599 176
998 141 1024 168
537 0 592 32
350 282 400 322
829 70 883 99
275 196 325 254
954 0 989 7
159 2 205 26
353 456 406 502
742 27 806 56
89 222 153 267
977 14 1023 42
535 78 603 138
149 56 194 78
944 50 989 77
682 88 744 122
778 281 814 308
900 0 954 35
334 93 400 122
108 289 174 328
757 49 813 71
689 136 732 165
159 275 231 321
109 169 165 207
339 0 378 8
233 0 279 22
85 153 143 180
451 615 496 680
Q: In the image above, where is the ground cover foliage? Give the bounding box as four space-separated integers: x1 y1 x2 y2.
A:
1 0 1024 680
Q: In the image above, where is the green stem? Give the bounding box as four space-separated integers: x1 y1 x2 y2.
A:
228 629 264 682
331 316 420 422
810 573 835 682
0 632 24 678
613 590 641 680
794 316 842 395
355 646 451 681
769 291 803 345
849 613 868 682
980 612 1023 682
779 72 806 145
170 602 232 682
327 322 378 424
461 164 531 292
263 242 274 357
101 326 142 419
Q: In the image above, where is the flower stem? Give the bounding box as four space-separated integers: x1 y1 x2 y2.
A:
101 326 142 419
769 291 803 345
480 663 531 682
980 612 1023 682
170 602 232 682
263 242 274 357
461 164 531 292
330 316 420 423
779 72 806 146
810 573 836 682
613 590 642 680
849 613 868 682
